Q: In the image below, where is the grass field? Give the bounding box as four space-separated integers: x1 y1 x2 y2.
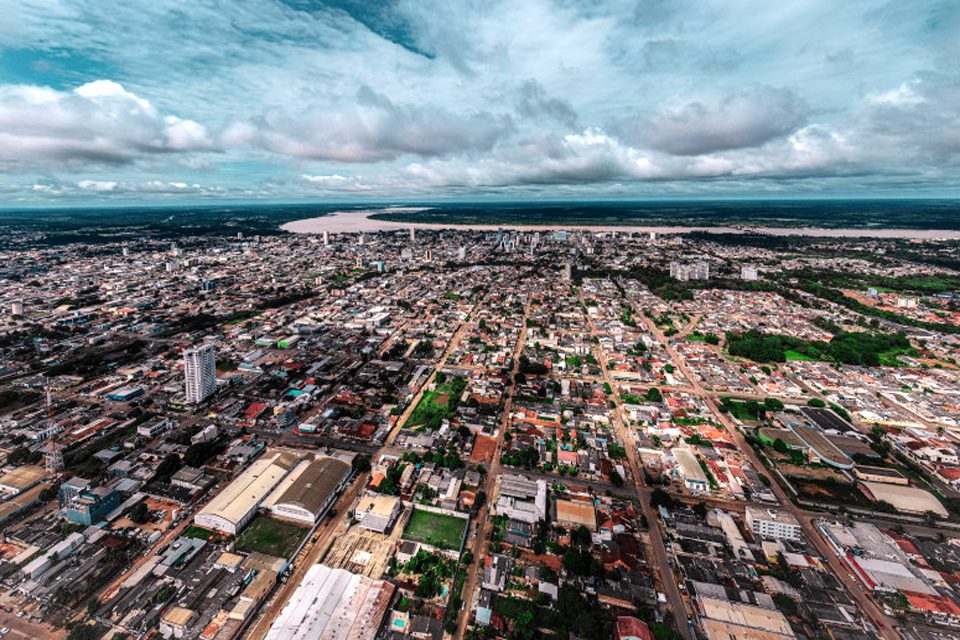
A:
183 525 214 540
403 509 468 550
785 350 816 361
234 517 309 559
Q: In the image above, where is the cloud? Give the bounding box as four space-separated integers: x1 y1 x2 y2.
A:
0 80 214 171
222 86 513 162
615 86 809 156
4 0 960 202
515 80 578 128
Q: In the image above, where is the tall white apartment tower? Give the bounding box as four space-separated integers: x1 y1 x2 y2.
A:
184 343 217 404
410 227 416 243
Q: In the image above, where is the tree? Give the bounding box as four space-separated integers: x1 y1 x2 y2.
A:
644 387 663 403
154 453 182 480
573 525 593 548
129 500 150 525
7 445 41 466
650 488 678 510
764 397 784 411
609 469 624 487
353 455 372 474
692 501 708 520
67 625 99 640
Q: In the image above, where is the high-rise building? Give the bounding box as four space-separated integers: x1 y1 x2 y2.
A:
496 227 504 245
11 300 23 316
670 261 710 282
184 343 217 404
322 230 330 246
410 227 416 243
563 263 573 281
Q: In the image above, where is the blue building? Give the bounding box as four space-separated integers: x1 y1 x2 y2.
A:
65 486 121 525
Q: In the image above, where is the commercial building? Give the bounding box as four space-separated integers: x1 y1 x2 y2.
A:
853 465 908 485
65 486 121 525
194 450 299 534
137 416 174 438
263 456 352 525
745 507 801 541
184 342 217 404
697 596 795 640
674 448 709 493
858 481 948 517
263 564 395 640
495 474 548 524
354 492 402 533
0 465 46 495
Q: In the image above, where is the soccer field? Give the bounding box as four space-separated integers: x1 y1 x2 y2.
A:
403 509 468 550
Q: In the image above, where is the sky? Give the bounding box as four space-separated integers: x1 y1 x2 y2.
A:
0 0 959 206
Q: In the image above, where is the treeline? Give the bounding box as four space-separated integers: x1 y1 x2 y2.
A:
792 278 960 335
781 267 960 296
726 329 912 366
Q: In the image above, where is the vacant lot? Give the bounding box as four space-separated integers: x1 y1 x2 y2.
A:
235 517 309 559
794 478 870 507
403 509 468 550
470 434 498 463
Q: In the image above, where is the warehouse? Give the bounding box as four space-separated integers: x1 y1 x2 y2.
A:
0 465 47 495
858 481 948 517
674 448 709 493
264 564 395 640
194 450 299 534
263 456 352 525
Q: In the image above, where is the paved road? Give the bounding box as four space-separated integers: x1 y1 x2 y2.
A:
627 288 904 640
453 298 530 640
586 289 694 640
241 472 369 640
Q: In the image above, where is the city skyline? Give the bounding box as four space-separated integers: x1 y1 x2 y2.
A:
1 1 959 206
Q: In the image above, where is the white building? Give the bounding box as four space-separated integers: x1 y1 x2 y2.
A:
354 493 402 533
137 416 174 438
669 261 710 281
184 343 217 404
673 448 709 493
741 265 758 281
745 507 801 541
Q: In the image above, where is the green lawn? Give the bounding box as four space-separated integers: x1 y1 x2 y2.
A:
403 509 468 550
784 350 816 361
183 525 214 541
234 517 309 559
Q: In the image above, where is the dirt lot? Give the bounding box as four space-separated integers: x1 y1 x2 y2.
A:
111 497 181 534
470 435 498 463
0 609 66 640
778 463 844 482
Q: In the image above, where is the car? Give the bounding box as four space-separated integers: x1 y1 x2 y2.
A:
15 612 24 618
1 628 9 633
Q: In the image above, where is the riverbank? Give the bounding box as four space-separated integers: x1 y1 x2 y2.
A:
280 209 960 239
